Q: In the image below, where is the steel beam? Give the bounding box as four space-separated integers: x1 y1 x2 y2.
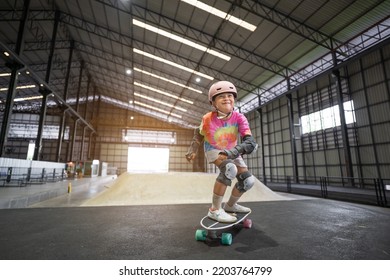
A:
0 0 30 157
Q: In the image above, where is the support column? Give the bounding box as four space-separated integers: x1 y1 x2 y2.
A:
0 63 23 157
0 0 30 157
79 75 91 161
287 94 299 183
331 40 353 181
88 131 95 160
75 61 84 113
81 126 86 161
56 42 74 162
332 69 354 179
70 119 79 162
56 109 68 162
33 9 59 161
84 75 91 120
256 108 266 184
33 88 50 160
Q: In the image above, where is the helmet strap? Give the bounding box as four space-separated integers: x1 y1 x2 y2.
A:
215 107 233 119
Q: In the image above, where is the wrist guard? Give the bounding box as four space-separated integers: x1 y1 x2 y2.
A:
223 135 257 159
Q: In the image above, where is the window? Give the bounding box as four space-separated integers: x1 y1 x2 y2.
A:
8 123 70 140
122 129 176 144
301 101 355 134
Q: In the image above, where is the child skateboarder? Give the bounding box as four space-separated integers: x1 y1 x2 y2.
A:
186 81 258 223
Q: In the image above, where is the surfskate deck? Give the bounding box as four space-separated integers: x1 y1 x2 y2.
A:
195 210 252 246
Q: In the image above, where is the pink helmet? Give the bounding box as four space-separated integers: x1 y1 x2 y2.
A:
208 81 237 102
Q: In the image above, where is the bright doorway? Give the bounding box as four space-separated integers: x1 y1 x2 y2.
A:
27 141 35 160
127 147 169 173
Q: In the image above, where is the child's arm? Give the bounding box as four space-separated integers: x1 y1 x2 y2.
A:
219 135 258 159
185 127 204 162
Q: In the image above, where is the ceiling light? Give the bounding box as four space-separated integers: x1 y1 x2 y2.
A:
134 81 193 104
181 0 257 32
0 84 36 91
133 19 230 61
17 85 36 90
133 48 214 80
126 69 132 75
14 95 43 102
134 100 182 119
134 92 187 112
134 67 202 94
0 73 11 77
4 52 10 57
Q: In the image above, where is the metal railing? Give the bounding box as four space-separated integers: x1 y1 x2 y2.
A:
263 174 389 207
0 167 66 187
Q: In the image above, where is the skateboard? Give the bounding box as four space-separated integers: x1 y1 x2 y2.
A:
195 210 252 246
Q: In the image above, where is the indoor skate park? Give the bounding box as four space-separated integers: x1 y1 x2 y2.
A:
0 0 390 261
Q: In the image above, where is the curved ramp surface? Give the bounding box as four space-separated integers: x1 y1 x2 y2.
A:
82 172 290 206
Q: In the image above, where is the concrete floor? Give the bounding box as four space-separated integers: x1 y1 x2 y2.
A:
0 173 389 260
0 199 389 260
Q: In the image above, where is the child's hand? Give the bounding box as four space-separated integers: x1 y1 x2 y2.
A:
185 152 196 163
217 152 228 161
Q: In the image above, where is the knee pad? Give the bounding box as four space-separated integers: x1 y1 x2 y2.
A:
216 159 238 186
235 171 255 193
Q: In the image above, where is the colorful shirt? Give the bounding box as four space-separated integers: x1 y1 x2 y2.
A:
199 111 252 152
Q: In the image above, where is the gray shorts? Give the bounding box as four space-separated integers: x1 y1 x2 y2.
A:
205 149 247 168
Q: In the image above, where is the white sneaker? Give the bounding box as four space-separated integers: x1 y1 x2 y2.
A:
224 203 251 213
208 208 237 223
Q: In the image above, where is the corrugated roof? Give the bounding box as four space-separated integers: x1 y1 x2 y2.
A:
0 0 389 128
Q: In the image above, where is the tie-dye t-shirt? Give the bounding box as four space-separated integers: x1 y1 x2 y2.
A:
199 111 252 152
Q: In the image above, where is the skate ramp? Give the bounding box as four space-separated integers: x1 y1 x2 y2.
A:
82 172 292 207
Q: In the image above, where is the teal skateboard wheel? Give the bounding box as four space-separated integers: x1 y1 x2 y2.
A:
195 229 207 241
221 233 232 245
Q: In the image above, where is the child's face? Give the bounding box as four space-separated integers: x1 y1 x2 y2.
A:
212 93 235 114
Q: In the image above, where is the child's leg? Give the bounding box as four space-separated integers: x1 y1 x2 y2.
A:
232 167 248 197
226 167 254 211
211 180 227 210
210 157 236 210
209 176 237 223
227 189 242 205
207 158 239 222
226 166 247 207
